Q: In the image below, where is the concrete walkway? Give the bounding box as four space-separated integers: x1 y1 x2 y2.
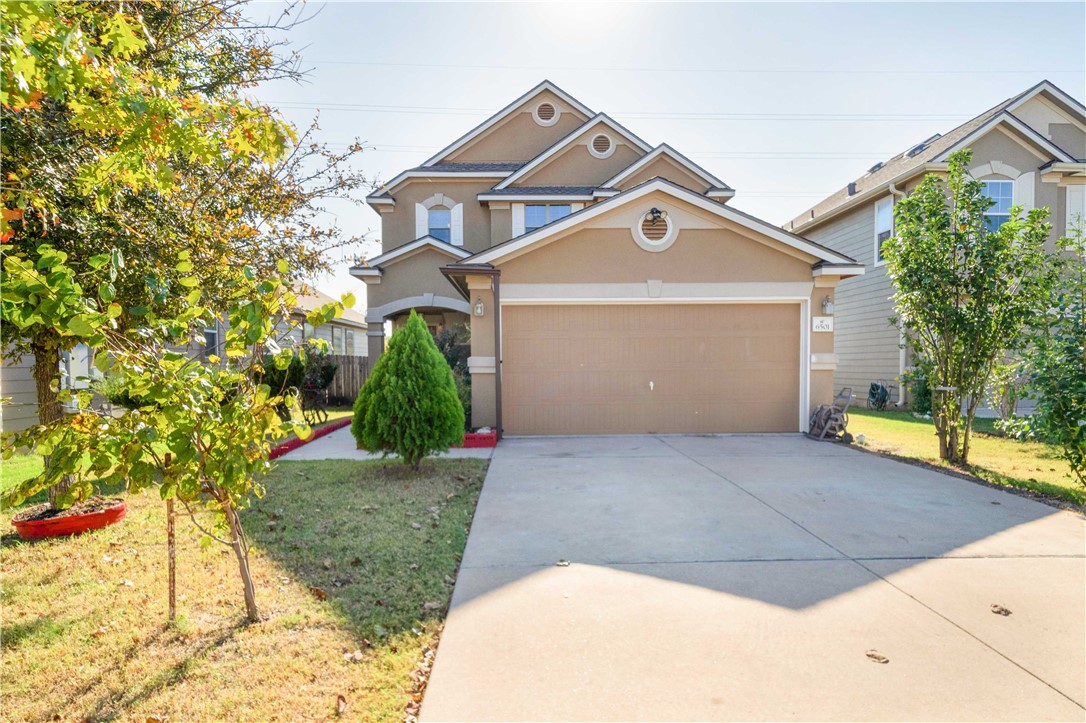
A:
421 435 1086 722
276 426 493 461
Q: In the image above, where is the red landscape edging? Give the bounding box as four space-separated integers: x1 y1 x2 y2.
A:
269 418 352 460
458 432 498 448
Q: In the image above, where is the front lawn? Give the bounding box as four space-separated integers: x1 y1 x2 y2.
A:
1 457 487 722
848 407 1083 506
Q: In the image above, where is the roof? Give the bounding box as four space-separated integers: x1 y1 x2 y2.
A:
789 80 1086 232
466 176 859 269
421 80 595 166
295 288 368 329
359 236 472 270
603 143 734 193
410 162 526 173
479 186 597 196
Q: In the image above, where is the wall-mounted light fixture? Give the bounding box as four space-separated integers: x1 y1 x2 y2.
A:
474 297 485 317
647 207 668 225
821 295 835 315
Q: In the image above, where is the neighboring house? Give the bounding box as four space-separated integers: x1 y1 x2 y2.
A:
353 81 863 436
787 80 1086 405
1 288 365 434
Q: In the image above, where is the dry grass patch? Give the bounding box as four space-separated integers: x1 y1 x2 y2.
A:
1 457 487 722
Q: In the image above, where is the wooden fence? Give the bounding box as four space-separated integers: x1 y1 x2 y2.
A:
326 355 369 405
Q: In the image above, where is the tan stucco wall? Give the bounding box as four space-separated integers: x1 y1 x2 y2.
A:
446 89 589 163
615 156 713 193
489 204 512 246
465 277 497 429
512 133 643 188
367 248 465 311
380 179 494 253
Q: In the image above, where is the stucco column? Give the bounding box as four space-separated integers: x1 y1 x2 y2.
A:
809 278 839 414
366 327 386 366
465 275 497 430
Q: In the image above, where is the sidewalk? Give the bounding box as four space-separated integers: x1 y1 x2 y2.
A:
277 426 494 461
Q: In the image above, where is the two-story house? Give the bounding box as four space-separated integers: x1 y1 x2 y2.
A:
352 81 864 436
788 80 1086 404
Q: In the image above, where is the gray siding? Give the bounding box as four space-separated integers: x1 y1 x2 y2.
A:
806 204 904 402
1 354 38 433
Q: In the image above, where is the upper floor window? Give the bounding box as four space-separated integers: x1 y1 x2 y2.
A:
981 180 1014 231
525 204 572 233
874 198 893 265
428 207 452 243
202 327 219 361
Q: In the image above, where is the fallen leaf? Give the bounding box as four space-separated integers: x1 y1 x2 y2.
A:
556 559 570 567
865 649 889 664
409 563 420 570
336 694 347 716
343 650 365 663
422 601 442 611
309 586 327 601
991 604 1012 616
350 556 363 566
146 717 164 723
118 579 134 587
444 575 455 585
360 504 379 513
323 558 333 570
91 627 108 638
411 522 422 530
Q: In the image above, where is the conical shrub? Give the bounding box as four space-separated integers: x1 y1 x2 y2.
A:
352 310 465 468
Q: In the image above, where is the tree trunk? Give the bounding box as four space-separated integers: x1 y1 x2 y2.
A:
31 341 73 509
222 500 260 623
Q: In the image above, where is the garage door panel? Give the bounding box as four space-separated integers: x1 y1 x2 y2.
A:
502 304 800 435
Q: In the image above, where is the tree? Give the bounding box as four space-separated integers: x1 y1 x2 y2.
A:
1 1 366 509
1 245 349 622
883 149 1057 465
1007 222 1086 489
352 311 465 469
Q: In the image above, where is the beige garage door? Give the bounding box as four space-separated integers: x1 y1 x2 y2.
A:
501 303 801 435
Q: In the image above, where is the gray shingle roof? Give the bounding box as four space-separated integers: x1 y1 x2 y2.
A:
482 186 597 195
412 162 526 172
789 82 1049 232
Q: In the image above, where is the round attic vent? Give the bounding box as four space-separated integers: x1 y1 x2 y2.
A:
632 210 676 252
588 133 614 159
533 101 559 126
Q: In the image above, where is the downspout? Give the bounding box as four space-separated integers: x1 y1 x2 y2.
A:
888 182 908 407
492 273 502 441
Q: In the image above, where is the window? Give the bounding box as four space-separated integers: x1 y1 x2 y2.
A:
332 326 344 355
345 330 355 356
874 198 893 264
525 204 572 233
428 207 452 243
203 327 219 361
981 180 1014 231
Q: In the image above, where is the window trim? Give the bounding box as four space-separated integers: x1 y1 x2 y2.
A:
524 203 573 233
873 197 894 268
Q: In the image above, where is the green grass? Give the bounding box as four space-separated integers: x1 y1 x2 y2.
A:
0 457 488 722
1 452 44 495
848 407 1083 506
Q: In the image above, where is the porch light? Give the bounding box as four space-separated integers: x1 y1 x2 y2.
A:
647 207 668 225
821 296 835 315
474 297 485 317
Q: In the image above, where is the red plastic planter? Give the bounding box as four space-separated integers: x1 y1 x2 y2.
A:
460 432 498 448
269 417 352 460
12 499 126 540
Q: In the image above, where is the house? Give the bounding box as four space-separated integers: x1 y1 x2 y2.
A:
0 288 365 434
787 80 1086 404
352 81 864 436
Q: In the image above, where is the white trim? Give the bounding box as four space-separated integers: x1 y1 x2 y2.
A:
812 264 865 277
364 236 471 269
1066 185 1086 230
810 353 838 371
971 160 1023 180
532 101 560 127
450 204 464 247
1042 162 1086 175
467 356 497 375
379 169 513 197
469 178 857 266
588 133 615 159
632 212 677 253
873 197 893 268
500 281 814 301
602 143 733 192
511 204 526 237
1013 172 1035 211
494 113 653 190
365 195 395 206
499 298 812 433
422 81 594 166
365 294 472 324
934 112 1075 164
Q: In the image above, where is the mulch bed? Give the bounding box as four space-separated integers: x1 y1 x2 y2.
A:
12 496 124 523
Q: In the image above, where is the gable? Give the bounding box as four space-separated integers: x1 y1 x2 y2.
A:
966 126 1057 174
614 154 715 193
440 87 591 164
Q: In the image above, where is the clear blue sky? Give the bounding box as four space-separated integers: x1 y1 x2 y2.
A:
253 1 1086 305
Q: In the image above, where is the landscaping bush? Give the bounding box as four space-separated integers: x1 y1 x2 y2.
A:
352 311 464 468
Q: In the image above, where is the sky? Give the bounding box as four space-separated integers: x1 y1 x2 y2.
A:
251 1 1086 307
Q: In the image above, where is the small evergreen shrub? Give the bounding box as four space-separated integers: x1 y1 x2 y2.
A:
352 311 464 468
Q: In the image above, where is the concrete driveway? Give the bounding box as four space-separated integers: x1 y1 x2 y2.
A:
420 435 1086 722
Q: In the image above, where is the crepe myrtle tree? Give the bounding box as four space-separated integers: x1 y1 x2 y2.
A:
1 246 352 623
1004 221 1086 489
352 311 465 470
882 149 1058 465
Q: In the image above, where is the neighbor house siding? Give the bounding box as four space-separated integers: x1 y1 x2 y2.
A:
805 203 903 402
1 354 38 433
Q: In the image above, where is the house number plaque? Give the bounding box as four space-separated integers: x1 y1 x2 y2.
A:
812 316 834 332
